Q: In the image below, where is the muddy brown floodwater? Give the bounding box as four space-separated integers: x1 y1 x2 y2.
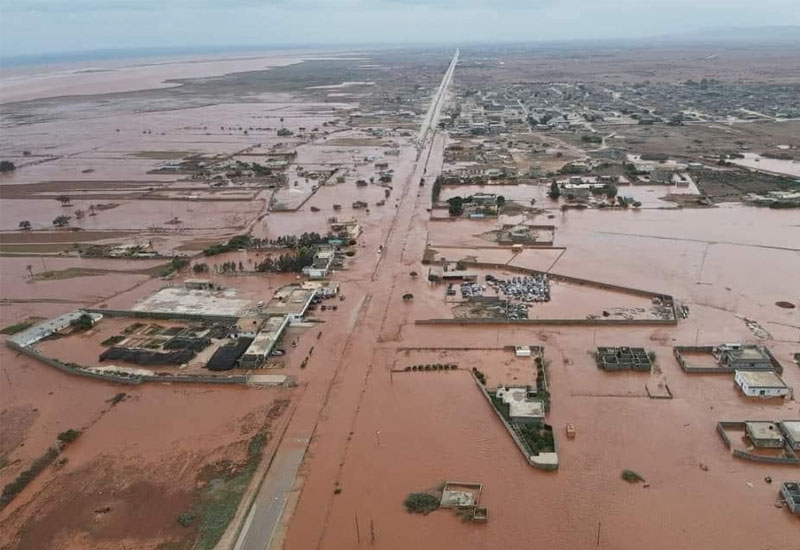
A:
2 47 800 550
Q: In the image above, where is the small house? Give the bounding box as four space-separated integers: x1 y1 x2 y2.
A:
745 421 785 448
734 370 789 398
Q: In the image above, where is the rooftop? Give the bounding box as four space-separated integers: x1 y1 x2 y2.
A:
132 286 249 317
736 370 787 388
496 386 544 420
264 286 316 317
745 421 784 441
241 316 288 358
781 421 800 442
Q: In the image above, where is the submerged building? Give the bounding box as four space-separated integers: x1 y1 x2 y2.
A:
734 370 790 398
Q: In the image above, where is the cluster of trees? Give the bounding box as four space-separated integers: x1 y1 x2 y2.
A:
204 235 254 256
255 247 316 273
0 160 16 172
230 160 272 177
431 176 442 202
446 194 505 216
70 314 95 332
217 261 245 273
518 423 555 454
160 257 190 276
204 233 328 256
271 232 326 248
53 215 71 227
526 113 553 126
447 196 465 216
549 182 561 200
192 263 210 274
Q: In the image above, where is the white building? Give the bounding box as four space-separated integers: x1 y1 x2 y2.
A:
734 370 790 398
10 310 103 348
515 346 532 357
495 386 544 423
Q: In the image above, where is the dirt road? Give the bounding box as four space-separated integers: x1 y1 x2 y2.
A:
230 49 459 550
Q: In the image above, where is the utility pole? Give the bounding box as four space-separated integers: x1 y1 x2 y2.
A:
355 514 361 544
370 519 376 545
596 521 601 546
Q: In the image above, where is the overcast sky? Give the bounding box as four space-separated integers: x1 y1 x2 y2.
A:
1 0 799 57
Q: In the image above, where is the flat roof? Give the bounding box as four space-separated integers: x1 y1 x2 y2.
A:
782 482 800 502
133 287 249 317
745 421 784 440
497 387 544 419
265 286 315 317
242 316 288 357
737 347 770 360
736 370 787 388
10 311 102 347
781 421 800 441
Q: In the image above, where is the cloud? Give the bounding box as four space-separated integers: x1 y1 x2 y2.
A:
1 0 798 57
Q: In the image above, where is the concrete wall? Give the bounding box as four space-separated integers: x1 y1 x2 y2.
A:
7 341 250 387
716 421 800 465
418 317 676 327
83 308 238 323
473 376 558 471
674 346 784 375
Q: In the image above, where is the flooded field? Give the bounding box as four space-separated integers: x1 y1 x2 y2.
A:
2 44 800 550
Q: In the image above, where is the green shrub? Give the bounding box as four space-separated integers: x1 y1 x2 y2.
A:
0 321 34 335
621 469 645 483
178 513 196 527
57 429 82 444
403 492 440 515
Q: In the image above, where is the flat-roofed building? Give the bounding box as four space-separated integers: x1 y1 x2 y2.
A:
239 315 289 368
495 386 544 424
745 421 785 448
714 344 772 370
265 285 316 322
780 421 800 450
780 482 800 514
9 310 103 348
184 278 215 291
302 247 335 279
734 370 790 398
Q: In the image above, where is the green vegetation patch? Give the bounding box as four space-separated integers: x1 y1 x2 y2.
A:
621 469 645 483
1 321 34 335
403 492 440 515
1 448 59 510
101 335 126 346
132 151 191 160
186 431 270 550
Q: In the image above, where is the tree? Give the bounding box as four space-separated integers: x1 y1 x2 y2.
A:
56 195 72 207
18 220 31 231
496 195 506 207
26 265 33 278
0 160 16 172
605 184 618 200
53 215 71 227
74 209 85 220
548 182 561 200
69 314 94 332
447 196 464 216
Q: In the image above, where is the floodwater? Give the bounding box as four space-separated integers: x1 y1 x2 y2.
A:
729 152 800 178
2 48 800 550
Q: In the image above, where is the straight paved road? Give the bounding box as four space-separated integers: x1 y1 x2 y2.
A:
231 49 460 550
